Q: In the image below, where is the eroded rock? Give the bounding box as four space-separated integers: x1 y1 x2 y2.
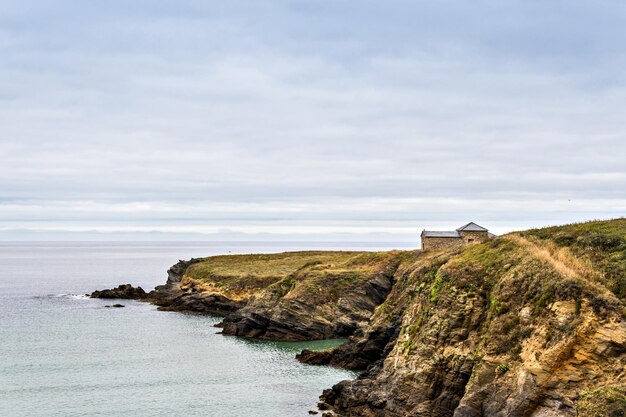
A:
91 284 146 299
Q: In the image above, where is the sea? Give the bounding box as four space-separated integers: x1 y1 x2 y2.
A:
0 241 410 417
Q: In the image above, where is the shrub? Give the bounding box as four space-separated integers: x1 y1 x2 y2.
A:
495 363 510 376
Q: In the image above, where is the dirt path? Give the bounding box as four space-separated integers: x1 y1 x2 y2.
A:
506 234 581 279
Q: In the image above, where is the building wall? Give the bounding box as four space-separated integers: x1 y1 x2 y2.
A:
421 237 465 251
458 230 489 245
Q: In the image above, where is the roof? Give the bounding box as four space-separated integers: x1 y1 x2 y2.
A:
456 222 488 232
421 231 461 238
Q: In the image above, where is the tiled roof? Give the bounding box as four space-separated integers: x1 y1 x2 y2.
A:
456 222 488 232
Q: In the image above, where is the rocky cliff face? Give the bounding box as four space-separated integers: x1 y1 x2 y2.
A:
91 218 626 416
316 219 626 417
165 258 205 285
94 251 407 339
148 257 246 315
219 251 403 340
220 266 394 340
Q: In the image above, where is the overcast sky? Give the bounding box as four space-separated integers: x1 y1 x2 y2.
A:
0 1 624 241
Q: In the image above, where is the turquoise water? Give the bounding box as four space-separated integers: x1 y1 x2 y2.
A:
0 242 406 417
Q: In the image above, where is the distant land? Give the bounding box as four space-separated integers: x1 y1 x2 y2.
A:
0 218 600 242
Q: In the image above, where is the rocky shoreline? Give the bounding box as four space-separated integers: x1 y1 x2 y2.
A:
91 258 245 316
218 268 395 341
91 254 399 339
90 219 626 417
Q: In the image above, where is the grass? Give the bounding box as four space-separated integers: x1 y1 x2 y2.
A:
430 270 444 304
495 362 510 376
392 219 625 359
524 218 626 301
369 250 452 330
283 251 403 304
184 218 624 346
577 385 626 417
184 250 404 303
186 251 365 281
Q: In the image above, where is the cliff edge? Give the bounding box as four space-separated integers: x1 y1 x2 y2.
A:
313 218 626 417
91 218 626 416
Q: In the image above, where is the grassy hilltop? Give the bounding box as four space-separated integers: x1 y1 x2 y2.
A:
155 218 626 416
316 218 626 417
179 250 409 339
179 218 625 319
183 251 400 301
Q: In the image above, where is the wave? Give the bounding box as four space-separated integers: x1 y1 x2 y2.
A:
33 293 90 300
66 294 90 300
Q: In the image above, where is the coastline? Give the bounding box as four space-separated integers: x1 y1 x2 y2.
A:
91 218 626 417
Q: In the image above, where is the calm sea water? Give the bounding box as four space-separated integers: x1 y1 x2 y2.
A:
0 242 409 417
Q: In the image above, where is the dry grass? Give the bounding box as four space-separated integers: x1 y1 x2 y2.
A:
523 218 626 301
507 234 600 281
185 251 366 281
183 250 403 303
577 385 626 417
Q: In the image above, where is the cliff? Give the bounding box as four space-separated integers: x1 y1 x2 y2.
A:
91 218 626 416
141 251 405 340
314 218 626 417
218 251 403 340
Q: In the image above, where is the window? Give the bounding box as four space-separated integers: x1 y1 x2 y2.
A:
468 238 474 243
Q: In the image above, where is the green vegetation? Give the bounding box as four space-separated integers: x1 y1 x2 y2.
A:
495 362 510 376
369 250 455 340
185 218 623 416
185 250 403 303
186 251 364 281
183 218 623 362
401 307 431 355
429 270 444 304
577 385 626 417
283 251 402 304
184 251 366 297
525 218 626 301
391 219 625 362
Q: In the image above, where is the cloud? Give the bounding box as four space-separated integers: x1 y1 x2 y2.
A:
0 0 624 240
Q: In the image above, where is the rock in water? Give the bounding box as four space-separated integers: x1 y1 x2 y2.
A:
90 284 146 299
87 219 626 416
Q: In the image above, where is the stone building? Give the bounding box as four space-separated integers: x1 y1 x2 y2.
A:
421 222 495 250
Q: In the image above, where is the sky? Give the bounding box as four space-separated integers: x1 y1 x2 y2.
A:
0 0 625 242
